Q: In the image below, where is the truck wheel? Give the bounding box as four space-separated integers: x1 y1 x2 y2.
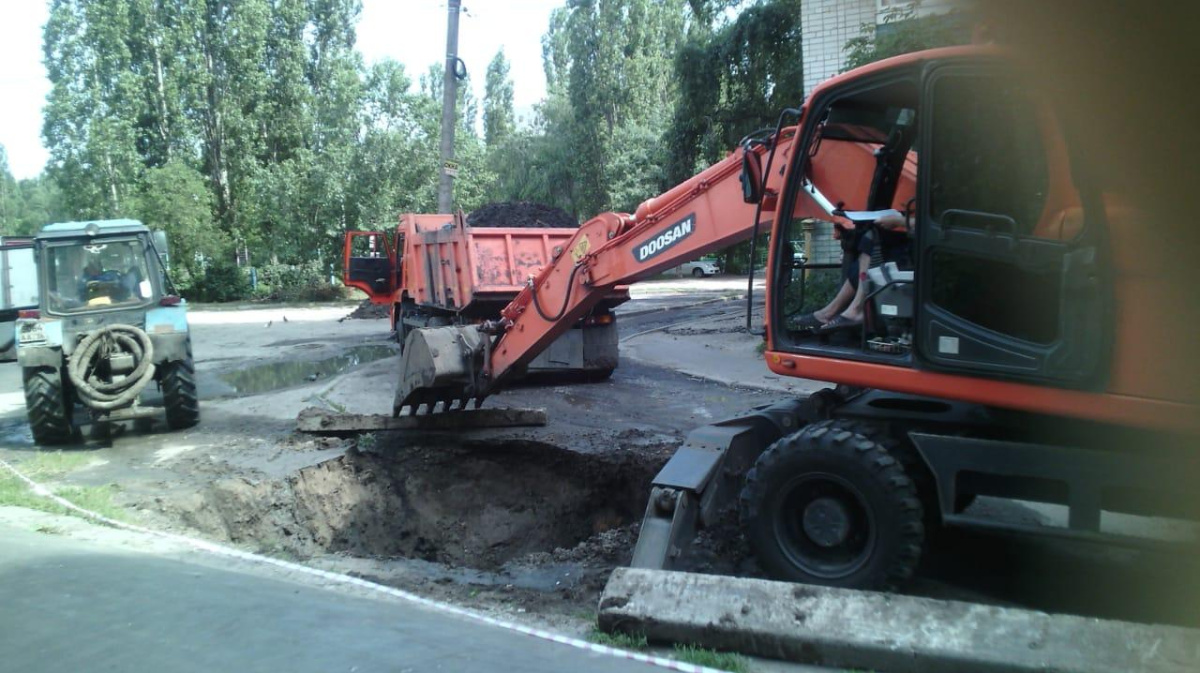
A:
692 267 705 278
740 419 924 590
161 356 200 430
24 368 75 445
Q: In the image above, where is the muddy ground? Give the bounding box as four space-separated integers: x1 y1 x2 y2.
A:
1 279 1198 637
0 283 780 634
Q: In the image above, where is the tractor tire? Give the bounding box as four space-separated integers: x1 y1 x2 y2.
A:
161 356 200 430
739 419 924 590
23 368 75 445
691 267 705 278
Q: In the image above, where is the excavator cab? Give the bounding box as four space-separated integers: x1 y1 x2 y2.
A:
770 58 1106 390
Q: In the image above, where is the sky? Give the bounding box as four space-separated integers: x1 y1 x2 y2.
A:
0 0 562 181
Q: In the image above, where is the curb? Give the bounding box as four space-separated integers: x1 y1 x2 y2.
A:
599 568 1200 673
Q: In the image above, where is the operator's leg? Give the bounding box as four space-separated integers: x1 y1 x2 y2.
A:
814 281 854 323
839 251 872 322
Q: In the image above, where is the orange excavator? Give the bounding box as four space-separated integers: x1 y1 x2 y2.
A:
380 46 1198 589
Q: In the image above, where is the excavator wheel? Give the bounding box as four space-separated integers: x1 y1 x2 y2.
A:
829 417 975 525
739 419 924 591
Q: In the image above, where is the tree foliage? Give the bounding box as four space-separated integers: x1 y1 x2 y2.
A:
483 50 515 147
23 0 969 301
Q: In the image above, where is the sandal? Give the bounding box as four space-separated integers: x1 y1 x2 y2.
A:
790 312 825 331
815 314 863 333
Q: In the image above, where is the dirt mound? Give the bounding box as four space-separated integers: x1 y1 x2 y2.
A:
174 437 660 569
345 298 389 320
467 201 577 229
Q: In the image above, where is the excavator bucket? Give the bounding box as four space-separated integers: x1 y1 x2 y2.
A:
393 325 489 417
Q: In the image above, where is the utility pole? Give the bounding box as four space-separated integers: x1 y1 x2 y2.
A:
437 0 462 213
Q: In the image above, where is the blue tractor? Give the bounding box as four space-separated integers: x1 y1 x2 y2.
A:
15 220 198 444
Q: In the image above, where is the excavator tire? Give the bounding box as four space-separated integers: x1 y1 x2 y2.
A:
829 417 974 523
24 367 75 445
739 418 924 591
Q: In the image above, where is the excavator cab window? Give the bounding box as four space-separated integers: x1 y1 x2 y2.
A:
773 75 922 363
771 58 1107 389
914 65 1105 387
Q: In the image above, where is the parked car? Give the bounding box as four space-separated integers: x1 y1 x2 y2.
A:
677 258 721 277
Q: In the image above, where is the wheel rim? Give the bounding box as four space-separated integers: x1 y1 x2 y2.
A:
772 471 876 579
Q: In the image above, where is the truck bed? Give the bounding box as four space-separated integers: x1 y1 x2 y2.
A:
400 213 629 319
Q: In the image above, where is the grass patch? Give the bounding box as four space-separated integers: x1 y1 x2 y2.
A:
0 451 127 522
587 629 750 672
18 451 97 478
588 628 649 651
672 644 750 672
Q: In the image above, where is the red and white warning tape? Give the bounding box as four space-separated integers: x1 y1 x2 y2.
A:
0 457 729 673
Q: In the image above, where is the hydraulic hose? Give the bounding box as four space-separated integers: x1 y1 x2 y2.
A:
67 324 156 411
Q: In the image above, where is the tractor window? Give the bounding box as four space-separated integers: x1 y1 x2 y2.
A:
46 240 154 314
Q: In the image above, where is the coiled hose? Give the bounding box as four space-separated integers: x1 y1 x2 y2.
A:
67 324 156 411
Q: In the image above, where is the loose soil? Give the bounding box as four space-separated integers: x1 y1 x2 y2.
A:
344 299 390 320
149 427 748 622
172 435 662 569
467 202 577 229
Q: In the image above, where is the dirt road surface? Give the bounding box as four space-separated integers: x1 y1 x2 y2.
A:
2 277 1198 651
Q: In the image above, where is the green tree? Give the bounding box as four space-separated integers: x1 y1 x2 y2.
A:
501 0 686 217
0 145 69 236
483 49 515 147
132 159 225 293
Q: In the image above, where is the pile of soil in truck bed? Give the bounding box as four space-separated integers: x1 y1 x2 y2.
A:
467 201 578 229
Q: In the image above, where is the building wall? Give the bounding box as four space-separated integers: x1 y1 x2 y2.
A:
800 0 877 97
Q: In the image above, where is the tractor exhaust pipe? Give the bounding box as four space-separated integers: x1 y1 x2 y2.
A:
393 325 488 416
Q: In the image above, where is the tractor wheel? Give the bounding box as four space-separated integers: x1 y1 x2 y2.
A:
161 356 200 430
691 267 705 278
23 367 75 445
740 419 924 590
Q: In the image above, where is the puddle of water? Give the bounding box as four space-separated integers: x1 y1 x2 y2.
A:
219 344 396 396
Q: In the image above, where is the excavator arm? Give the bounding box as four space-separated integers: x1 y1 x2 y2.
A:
394 128 798 415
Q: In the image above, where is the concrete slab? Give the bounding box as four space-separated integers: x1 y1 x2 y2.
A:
598 568 1200 673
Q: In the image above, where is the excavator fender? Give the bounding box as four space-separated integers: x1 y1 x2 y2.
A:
393 325 488 416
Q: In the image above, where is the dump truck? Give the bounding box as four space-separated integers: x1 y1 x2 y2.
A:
344 209 629 379
15 220 198 444
384 45 1198 589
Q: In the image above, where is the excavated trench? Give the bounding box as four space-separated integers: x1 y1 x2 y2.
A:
177 436 666 570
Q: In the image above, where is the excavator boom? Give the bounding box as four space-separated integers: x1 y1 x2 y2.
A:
394 128 797 415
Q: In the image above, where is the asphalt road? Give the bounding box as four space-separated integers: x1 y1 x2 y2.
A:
0 522 661 673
